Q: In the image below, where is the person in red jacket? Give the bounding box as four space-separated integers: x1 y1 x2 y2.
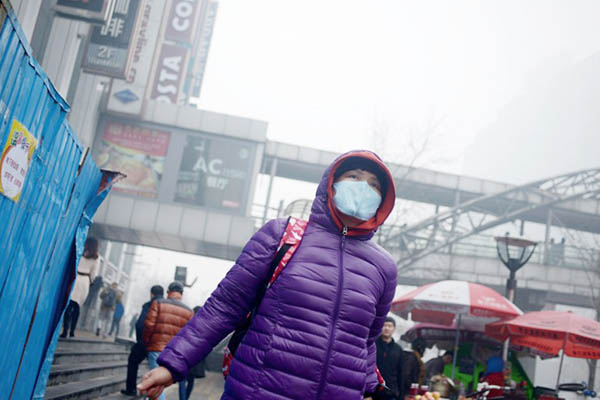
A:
143 281 194 400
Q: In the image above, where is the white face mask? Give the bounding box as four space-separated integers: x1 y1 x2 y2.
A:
333 180 382 220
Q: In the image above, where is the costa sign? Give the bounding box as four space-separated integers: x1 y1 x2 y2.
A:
150 43 189 104
165 0 200 45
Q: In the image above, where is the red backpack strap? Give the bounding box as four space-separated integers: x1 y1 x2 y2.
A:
376 366 385 385
267 217 308 287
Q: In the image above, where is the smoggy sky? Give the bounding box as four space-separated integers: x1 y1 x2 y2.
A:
197 0 600 175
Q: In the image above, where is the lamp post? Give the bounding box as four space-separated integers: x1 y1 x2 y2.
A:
494 234 537 361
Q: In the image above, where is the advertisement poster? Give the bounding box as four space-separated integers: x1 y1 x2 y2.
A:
95 121 170 198
175 134 254 212
0 120 38 202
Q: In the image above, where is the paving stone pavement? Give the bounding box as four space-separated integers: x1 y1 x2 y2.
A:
164 372 224 400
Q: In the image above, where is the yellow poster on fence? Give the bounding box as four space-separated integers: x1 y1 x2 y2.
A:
0 119 38 202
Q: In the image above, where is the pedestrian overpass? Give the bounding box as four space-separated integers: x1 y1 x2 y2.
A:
89 108 600 312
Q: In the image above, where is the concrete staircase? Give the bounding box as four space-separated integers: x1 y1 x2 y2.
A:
44 336 146 400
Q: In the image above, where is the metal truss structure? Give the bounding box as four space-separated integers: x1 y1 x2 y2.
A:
380 168 600 272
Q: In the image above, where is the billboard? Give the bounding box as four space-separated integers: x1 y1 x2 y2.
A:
82 0 141 78
106 0 166 115
54 0 115 24
175 133 254 212
95 120 170 198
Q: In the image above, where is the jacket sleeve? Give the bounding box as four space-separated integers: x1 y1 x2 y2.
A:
364 257 397 394
142 300 159 346
157 218 286 381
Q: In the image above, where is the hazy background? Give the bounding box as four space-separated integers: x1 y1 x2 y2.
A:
196 0 600 180
128 0 600 312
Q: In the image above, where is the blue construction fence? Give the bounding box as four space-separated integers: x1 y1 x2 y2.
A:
0 3 120 398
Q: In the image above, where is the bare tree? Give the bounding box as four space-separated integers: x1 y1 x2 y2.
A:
369 114 448 242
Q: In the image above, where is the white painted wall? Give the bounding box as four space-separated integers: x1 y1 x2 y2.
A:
8 0 42 42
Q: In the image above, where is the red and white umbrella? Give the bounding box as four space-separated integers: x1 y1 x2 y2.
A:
391 280 522 324
391 280 521 379
486 311 600 387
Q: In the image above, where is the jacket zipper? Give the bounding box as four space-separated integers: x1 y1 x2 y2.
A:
316 225 348 399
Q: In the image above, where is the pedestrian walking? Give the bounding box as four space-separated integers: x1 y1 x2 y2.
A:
142 282 194 400
402 338 427 394
138 150 398 400
376 317 405 400
97 282 118 338
109 296 125 337
424 351 453 381
61 237 99 338
128 313 138 338
121 285 164 397
82 274 103 329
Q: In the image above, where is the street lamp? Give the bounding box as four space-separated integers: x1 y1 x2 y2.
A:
494 234 537 361
494 234 537 303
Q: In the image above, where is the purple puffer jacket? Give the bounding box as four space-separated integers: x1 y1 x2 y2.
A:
158 151 398 400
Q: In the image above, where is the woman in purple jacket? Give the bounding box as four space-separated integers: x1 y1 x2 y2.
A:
139 150 398 400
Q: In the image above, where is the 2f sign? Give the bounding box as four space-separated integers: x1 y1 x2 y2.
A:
151 44 188 104
97 45 116 59
166 0 199 44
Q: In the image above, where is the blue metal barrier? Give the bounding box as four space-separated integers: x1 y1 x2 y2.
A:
0 3 117 398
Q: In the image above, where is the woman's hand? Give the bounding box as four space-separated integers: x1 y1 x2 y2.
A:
137 366 174 399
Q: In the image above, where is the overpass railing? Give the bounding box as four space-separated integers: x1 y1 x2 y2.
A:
251 203 598 271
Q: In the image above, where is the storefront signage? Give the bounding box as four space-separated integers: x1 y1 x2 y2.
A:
0 120 37 202
107 0 166 115
165 0 201 45
150 43 189 104
82 0 141 78
188 0 218 99
55 0 115 24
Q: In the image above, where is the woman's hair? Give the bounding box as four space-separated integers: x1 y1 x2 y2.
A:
84 237 99 259
412 338 427 354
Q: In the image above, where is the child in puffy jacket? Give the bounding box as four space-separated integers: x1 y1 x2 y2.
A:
139 150 398 400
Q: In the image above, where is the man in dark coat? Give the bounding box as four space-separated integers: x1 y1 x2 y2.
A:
376 317 405 400
120 285 164 396
424 351 453 380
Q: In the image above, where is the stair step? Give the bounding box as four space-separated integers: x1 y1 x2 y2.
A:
48 361 131 386
44 364 149 400
53 350 130 365
102 392 145 399
57 337 132 353
44 375 129 400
